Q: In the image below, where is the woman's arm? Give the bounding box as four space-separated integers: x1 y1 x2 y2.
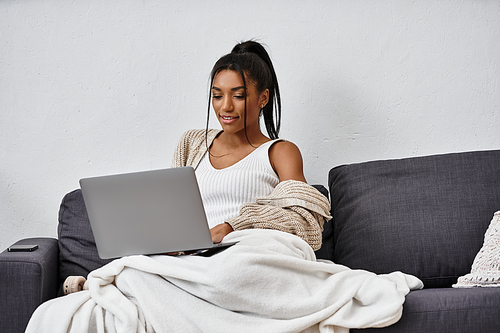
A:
269 141 307 183
225 180 331 250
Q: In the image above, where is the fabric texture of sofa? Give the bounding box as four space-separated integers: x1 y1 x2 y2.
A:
320 149 500 332
1 149 499 332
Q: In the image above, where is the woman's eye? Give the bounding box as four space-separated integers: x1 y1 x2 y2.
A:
212 95 222 100
234 95 245 99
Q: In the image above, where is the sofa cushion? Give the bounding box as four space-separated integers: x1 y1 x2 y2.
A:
352 288 500 333
328 150 500 288
58 189 113 284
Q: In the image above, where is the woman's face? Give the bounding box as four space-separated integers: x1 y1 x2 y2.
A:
211 69 268 137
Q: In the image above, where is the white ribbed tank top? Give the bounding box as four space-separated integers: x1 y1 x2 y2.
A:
195 140 281 228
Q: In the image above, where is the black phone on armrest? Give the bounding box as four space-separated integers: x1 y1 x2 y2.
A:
8 245 38 252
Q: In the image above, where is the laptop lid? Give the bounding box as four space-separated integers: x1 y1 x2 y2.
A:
79 167 217 259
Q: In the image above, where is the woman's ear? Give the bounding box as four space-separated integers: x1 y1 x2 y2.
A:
260 89 270 108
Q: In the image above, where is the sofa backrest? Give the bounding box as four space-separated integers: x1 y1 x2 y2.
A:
326 149 500 288
58 189 113 284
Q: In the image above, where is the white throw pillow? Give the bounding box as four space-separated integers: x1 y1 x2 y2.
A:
454 211 500 288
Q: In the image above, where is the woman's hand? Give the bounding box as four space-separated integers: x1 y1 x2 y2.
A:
210 223 234 243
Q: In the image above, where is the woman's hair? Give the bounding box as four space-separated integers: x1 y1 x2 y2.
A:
206 40 282 141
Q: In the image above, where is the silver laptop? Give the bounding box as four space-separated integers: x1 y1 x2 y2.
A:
79 166 237 259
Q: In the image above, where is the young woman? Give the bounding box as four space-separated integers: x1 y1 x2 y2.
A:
60 41 330 296
172 41 330 249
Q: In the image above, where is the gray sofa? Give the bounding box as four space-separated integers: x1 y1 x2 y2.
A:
1 149 500 332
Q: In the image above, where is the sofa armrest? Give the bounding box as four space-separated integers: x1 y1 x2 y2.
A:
0 237 59 333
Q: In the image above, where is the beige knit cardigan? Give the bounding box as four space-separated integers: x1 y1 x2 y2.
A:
171 129 331 250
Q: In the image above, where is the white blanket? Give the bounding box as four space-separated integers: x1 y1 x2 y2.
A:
26 230 423 333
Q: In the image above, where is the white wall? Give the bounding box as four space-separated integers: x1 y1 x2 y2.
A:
1 0 499 251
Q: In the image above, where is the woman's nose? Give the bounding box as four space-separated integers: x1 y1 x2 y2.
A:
222 98 233 112
221 96 233 112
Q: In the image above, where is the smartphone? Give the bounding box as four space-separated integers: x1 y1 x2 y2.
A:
8 245 38 252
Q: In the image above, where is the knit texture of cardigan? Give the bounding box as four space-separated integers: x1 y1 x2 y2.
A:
171 129 331 250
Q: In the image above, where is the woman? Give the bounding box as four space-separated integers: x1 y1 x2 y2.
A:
172 41 329 250
61 40 329 295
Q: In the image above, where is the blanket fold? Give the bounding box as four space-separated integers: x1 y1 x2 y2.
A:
26 230 423 333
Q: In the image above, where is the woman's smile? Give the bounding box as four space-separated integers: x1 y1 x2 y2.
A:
220 115 239 124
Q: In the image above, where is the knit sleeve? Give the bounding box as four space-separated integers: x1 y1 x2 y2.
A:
225 180 331 251
171 129 219 169
171 130 193 168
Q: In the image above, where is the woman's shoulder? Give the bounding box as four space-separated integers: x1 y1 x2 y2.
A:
172 129 222 168
178 129 221 145
268 140 307 182
269 139 301 156
179 129 218 140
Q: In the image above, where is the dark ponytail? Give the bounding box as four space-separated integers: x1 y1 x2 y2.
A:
231 41 281 140
206 40 282 141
